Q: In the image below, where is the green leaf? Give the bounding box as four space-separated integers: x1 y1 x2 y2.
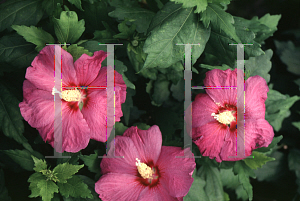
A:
114 122 129 136
143 2 210 69
255 135 283 154
1 149 36 171
184 168 209 201
0 34 37 68
58 175 93 198
254 150 286 182
170 79 184 102
114 60 135 89
93 29 118 44
53 163 84 183
113 19 136 39
108 6 155 34
201 3 241 43
42 0 63 16
0 169 11 201
288 148 300 171
79 40 107 53
220 168 240 189
68 0 84 11
170 0 208 13
66 44 92 62
265 89 300 131
11 25 55 52
0 0 43 32
275 40 300 76
132 123 150 130
198 164 224 201
28 172 46 198
292 122 300 131
53 11 85 43
244 49 273 83
151 74 170 106
37 179 59 201
233 161 255 201
200 64 232 70
243 151 275 170
79 151 101 174
32 156 47 172
256 14 281 43
56 152 80 166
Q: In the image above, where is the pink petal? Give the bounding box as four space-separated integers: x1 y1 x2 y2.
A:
204 69 241 106
123 126 162 165
74 50 107 86
100 136 141 175
193 122 229 162
138 184 178 201
80 85 124 142
26 45 77 91
245 75 269 120
155 146 195 198
95 173 144 201
192 93 220 128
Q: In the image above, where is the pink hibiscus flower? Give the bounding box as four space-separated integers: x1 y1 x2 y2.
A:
189 68 274 162
19 45 126 153
95 125 196 201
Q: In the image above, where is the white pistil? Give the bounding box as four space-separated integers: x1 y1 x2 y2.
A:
52 87 81 102
135 158 153 179
211 111 235 125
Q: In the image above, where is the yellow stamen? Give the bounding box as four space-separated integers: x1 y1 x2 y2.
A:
211 111 235 125
61 89 81 102
135 158 153 179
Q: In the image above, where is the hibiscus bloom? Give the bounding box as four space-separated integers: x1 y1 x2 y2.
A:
189 68 274 162
19 45 126 153
95 125 195 201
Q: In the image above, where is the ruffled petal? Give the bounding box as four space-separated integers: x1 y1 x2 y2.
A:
138 184 178 201
26 45 77 91
123 126 162 165
155 147 195 198
193 122 229 162
100 136 141 175
245 76 269 120
74 50 107 86
95 173 144 201
204 69 241 107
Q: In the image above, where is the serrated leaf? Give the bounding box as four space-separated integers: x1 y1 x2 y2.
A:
243 151 275 170
42 0 63 16
108 6 155 34
220 168 240 189
170 0 207 13
233 161 255 201
0 34 37 68
201 3 240 43
265 89 300 131
79 40 107 53
254 150 285 182
28 172 46 198
275 40 300 76
198 164 224 201
245 49 273 83
0 0 43 32
0 169 11 201
58 175 92 198
257 14 281 43
113 19 136 39
11 25 55 52
53 163 84 183
184 168 208 201
66 44 92 62
143 2 210 69
37 179 59 201
53 11 85 43
79 151 101 174
68 0 84 11
1 150 36 171
32 156 47 172
93 29 118 44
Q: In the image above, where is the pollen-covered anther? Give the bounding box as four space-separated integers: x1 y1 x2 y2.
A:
135 158 153 179
61 89 81 102
211 111 235 125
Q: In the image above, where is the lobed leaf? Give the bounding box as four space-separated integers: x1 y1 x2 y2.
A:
184 168 208 201
79 151 101 174
243 151 275 170
53 163 84 183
